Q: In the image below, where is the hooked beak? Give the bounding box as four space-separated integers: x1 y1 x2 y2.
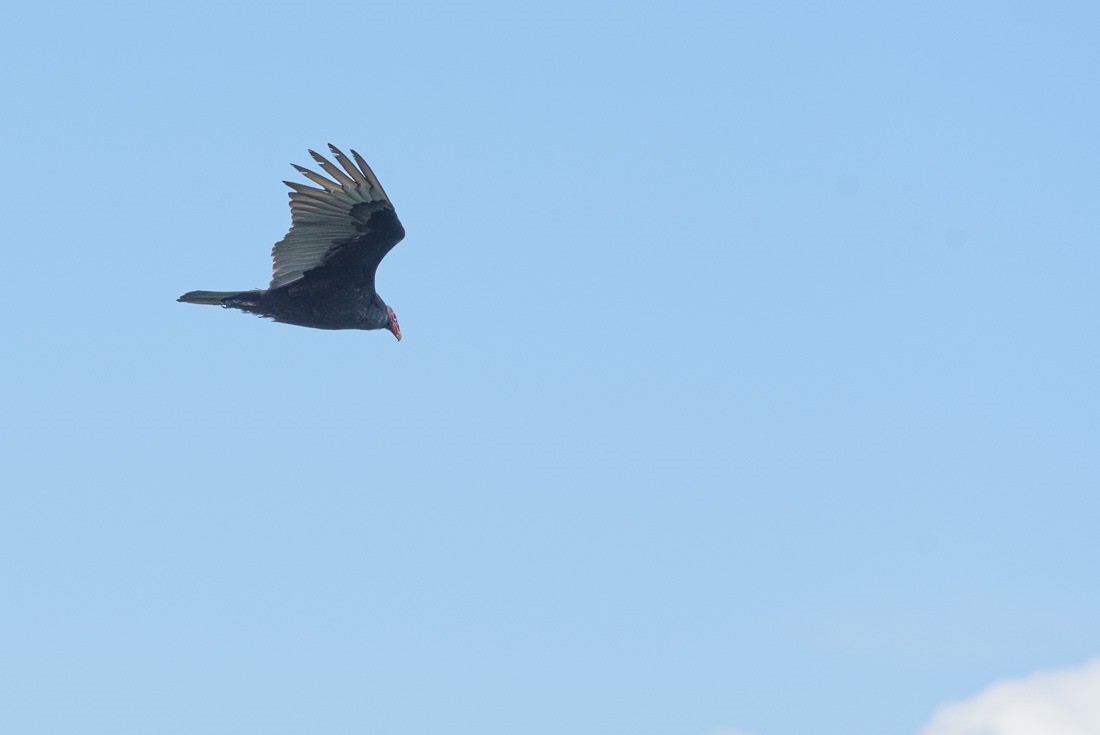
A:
386 308 402 341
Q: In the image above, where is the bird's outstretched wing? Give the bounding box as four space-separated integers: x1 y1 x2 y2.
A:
270 145 404 290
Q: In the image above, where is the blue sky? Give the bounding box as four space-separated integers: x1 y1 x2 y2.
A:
2 2 1098 734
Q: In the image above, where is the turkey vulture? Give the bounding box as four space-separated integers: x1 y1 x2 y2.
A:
178 145 404 339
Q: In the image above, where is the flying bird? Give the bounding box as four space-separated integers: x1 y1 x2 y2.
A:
179 145 405 339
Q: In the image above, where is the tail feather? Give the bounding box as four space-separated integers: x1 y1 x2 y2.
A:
178 289 259 305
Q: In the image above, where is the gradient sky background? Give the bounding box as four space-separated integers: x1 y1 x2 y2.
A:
2 3 1098 735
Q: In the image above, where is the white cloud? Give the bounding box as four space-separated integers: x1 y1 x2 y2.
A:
919 657 1100 735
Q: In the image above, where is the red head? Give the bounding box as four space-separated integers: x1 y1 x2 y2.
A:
386 306 402 341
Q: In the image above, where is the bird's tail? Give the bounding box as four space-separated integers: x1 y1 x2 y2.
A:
177 289 261 306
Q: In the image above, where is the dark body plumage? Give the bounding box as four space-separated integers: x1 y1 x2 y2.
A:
179 145 405 338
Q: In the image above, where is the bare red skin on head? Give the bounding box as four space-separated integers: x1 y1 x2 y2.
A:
387 306 402 341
